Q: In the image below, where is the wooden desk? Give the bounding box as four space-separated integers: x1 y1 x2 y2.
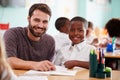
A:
105 52 120 59
13 69 120 80
104 52 120 70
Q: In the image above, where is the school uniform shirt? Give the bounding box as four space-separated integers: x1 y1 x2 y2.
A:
53 32 71 52
54 41 96 66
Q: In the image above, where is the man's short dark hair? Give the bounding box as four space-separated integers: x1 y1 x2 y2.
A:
28 3 51 18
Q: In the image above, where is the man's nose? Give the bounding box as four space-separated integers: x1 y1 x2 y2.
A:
38 22 44 28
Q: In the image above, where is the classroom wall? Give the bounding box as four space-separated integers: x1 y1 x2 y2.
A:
111 0 120 18
0 0 120 35
101 0 120 28
77 0 120 28
47 0 78 35
85 0 111 28
77 0 87 18
0 0 78 35
0 7 28 27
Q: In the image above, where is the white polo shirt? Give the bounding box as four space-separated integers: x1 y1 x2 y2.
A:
54 41 96 66
53 32 71 52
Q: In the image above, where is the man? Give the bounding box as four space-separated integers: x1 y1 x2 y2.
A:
3 3 56 71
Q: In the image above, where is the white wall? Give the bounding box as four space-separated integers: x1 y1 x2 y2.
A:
86 0 111 28
0 0 78 36
47 0 78 35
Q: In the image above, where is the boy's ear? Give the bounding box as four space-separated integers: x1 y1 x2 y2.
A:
86 30 89 35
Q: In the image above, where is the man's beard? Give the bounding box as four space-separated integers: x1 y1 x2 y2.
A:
28 24 47 37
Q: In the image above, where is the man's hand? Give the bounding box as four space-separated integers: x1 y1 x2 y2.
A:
30 60 56 71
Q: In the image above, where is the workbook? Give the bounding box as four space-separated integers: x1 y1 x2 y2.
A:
22 66 78 76
18 76 48 80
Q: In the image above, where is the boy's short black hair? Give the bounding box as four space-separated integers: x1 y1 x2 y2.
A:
70 16 88 29
88 21 93 30
105 18 120 37
55 17 69 31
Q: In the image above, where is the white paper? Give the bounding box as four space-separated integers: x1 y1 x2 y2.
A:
72 66 87 71
23 66 77 76
18 76 48 80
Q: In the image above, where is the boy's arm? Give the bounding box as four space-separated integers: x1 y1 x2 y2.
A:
64 60 89 69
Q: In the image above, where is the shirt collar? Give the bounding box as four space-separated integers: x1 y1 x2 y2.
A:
58 32 68 36
69 40 86 51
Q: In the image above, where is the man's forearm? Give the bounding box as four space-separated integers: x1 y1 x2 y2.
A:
7 57 34 70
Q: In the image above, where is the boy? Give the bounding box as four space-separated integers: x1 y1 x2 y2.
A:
53 17 71 52
54 16 95 69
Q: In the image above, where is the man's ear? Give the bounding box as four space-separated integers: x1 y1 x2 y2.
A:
27 16 30 22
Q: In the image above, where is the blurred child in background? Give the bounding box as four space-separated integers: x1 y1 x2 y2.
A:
53 17 71 53
85 21 99 47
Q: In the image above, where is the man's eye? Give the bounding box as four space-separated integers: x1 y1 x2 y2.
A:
43 21 48 24
34 19 40 22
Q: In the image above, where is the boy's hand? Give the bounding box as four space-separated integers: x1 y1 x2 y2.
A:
64 60 77 69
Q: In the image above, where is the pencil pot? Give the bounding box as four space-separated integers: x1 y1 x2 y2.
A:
106 43 113 52
96 72 106 79
89 54 98 77
106 72 111 77
104 67 112 78
97 63 105 72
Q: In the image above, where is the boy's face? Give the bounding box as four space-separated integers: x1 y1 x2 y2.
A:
69 21 86 45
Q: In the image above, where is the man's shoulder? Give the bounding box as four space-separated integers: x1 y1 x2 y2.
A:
4 27 26 37
4 27 25 33
5 27 26 34
43 34 54 39
42 34 55 42
8 27 26 31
